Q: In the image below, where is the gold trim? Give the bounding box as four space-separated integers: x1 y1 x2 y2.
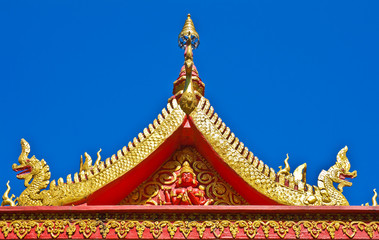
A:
0 212 377 239
6 99 186 206
190 97 356 206
178 14 199 49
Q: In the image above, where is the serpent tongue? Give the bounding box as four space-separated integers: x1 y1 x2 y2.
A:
15 166 31 176
339 173 354 181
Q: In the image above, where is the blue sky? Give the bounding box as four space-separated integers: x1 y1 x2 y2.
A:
0 1 378 205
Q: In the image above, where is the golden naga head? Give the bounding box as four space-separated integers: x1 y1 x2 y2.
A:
12 139 34 185
12 139 51 188
334 146 357 192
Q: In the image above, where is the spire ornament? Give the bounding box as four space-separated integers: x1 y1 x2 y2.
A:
178 14 201 115
178 14 199 49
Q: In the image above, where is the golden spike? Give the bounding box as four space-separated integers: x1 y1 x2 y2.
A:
153 119 159 129
1 181 16 206
178 14 199 49
105 158 111 167
57 178 64 186
372 189 377 206
50 180 56 188
92 167 99 175
66 174 72 184
162 108 168 118
252 156 259 167
143 128 150 138
293 163 307 184
111 154 117 164
79 171 86 181
278 154 291 176
364 189 378 206
74 173 79 183
98 162 105 172
94 149 102 167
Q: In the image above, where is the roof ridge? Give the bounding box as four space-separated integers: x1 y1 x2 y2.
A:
190 97 352 206
9 99 186 206
56 98 183 186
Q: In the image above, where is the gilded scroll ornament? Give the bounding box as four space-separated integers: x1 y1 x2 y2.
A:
120 147 247 205
0 208 377 239
160 161 213 205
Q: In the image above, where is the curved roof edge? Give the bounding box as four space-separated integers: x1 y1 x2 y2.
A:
190 97 351 206
9 99 186 206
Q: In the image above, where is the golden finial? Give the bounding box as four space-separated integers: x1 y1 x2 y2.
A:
178 14 200 115
178 14 200 49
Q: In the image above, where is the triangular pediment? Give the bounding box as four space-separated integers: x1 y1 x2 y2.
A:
120 147 247 205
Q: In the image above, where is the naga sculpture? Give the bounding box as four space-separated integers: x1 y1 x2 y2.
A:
1 139 105 206
2 135 357 206
10 139 51 206
316 146 357 205
1 137 357 206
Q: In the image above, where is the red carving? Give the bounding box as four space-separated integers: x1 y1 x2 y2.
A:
160 161 213 205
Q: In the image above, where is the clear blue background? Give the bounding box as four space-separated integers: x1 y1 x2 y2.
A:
0 1 378 205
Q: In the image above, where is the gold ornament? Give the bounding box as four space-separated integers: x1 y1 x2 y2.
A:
277 154 290 176
177 14 201 115
120 147 247 205
1 181 16 206
190 97 357 206
3 98 358 206
180 161 195 176
0 211 377 239
3 100 185 206
178 14 199 49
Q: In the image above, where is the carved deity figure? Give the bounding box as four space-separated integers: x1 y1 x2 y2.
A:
161 161 213 205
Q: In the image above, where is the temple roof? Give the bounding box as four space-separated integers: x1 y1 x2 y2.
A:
1 14 370 208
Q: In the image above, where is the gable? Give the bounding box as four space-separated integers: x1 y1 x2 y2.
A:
120 147 247 205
